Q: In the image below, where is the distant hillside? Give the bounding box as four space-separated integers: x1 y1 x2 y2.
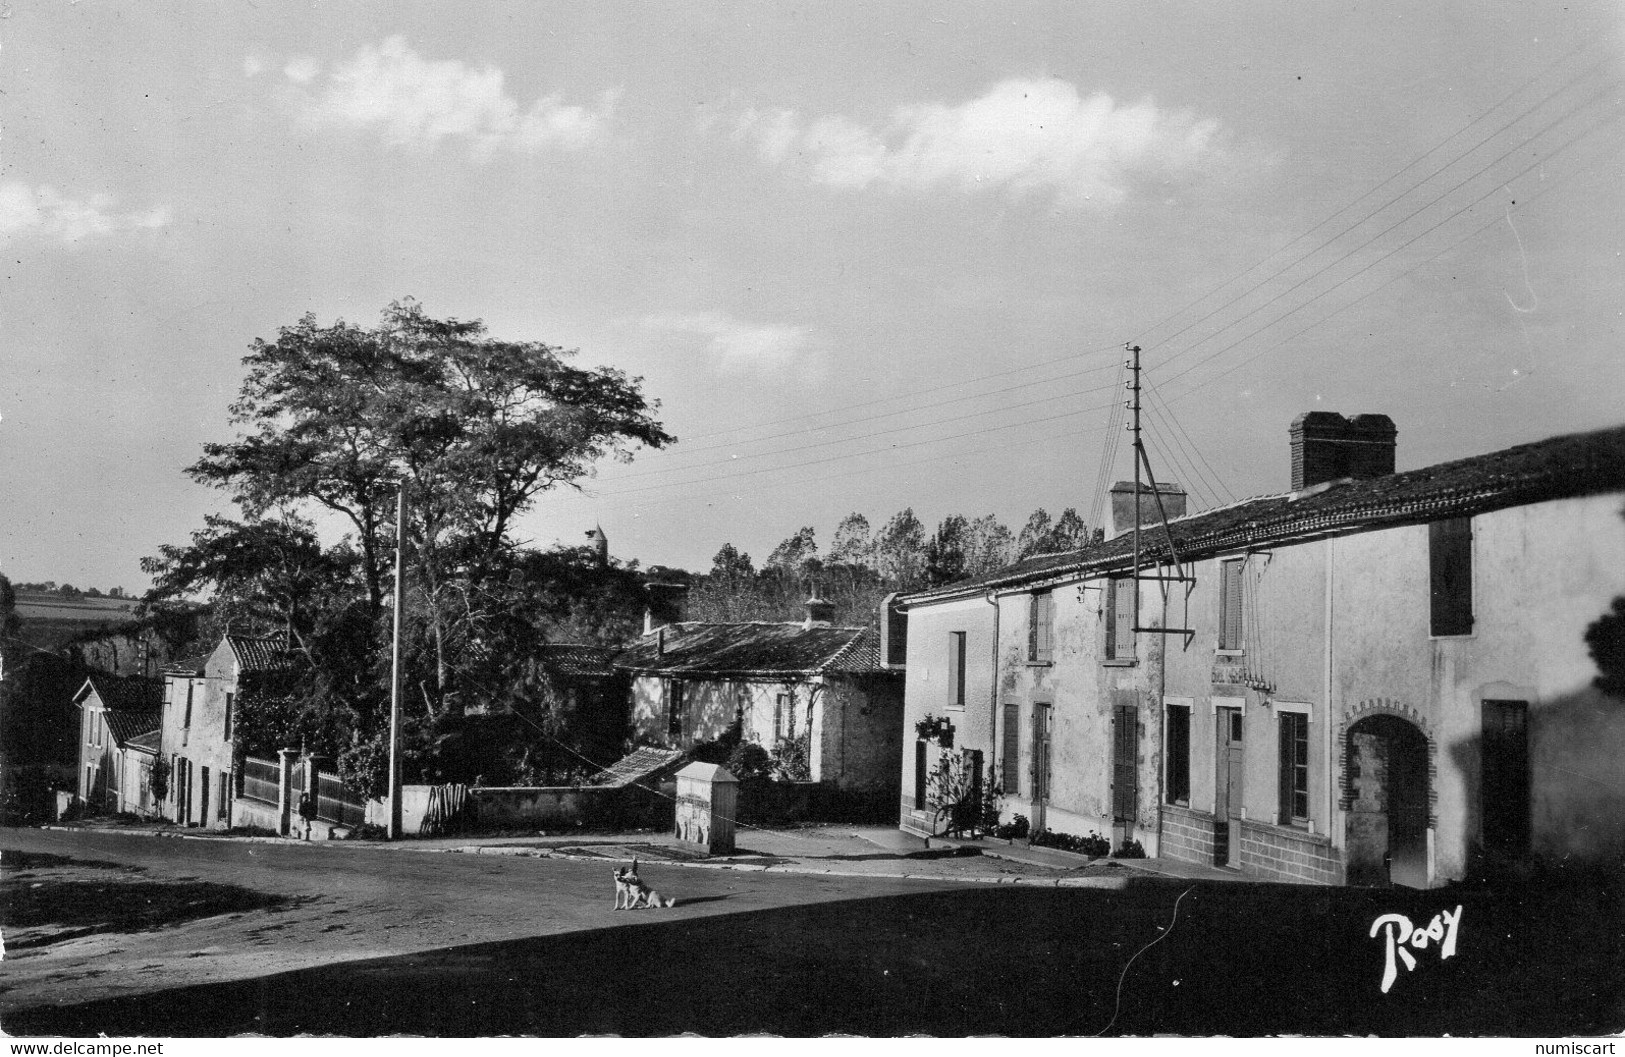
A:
12 590 142 652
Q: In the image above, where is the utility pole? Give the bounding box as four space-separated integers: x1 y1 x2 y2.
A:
1127 343 1143 635
388 485 406 841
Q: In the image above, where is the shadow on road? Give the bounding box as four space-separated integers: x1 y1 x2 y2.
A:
5 875 1620 1038
2 850 298 949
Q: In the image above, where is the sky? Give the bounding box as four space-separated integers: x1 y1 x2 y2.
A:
3 1 1622 591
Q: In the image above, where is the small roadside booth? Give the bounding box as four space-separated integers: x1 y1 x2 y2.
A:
674 762 737 855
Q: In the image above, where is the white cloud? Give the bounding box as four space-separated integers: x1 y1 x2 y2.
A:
641 311 820 377
0 182 171 244
735 78 1227 208
282 55 320 85
294 36 616 156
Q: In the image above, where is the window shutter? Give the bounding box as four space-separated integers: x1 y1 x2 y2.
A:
1002 701 1019 789
1220 560 1244 650
1278 716 1293 823
1028 595 1040 661
1430 518 1474 635
1038 593 1053 662
1112 705 1138 821
1111 579 1137 659
947 632 965 706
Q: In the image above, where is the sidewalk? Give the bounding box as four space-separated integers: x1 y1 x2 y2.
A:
31 818 1247 888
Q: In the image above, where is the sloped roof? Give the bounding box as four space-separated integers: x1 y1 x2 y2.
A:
905 422 1625 605
76 674 163 713
162 654 208 676
104 710 161 746
615 621 889 676
539 643 620 679
227 634 296 674
589 746 686 787
124 728 162 754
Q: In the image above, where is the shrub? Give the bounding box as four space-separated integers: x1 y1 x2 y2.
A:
1112 838 1147 859
1031 827 1111 857
993 813 1030 840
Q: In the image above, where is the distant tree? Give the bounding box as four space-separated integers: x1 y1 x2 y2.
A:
875 508 927 588
1051 508 1090 552
828 513 875 570
923 515 970 586
1015 509 1054 559
962 514 1015 577
766 527 819 579
709 543 755 582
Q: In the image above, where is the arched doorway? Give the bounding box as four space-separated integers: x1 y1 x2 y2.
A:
1345 715 1430 887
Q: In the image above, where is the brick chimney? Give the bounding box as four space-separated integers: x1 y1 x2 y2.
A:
642 581 689 635
803 595 835 629
1289 413 1397 491
1109 481 1188 539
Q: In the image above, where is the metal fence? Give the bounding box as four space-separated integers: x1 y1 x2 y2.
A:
316 770 366 828
241 755 280 805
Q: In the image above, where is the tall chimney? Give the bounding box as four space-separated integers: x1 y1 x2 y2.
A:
1109 481 1188 540
803 595 836 629
642 581 689 635
1289 413 1397 491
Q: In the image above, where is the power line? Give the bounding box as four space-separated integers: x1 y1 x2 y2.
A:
1135 48 1614 363
1150 77 1621 381
605 357 1124 478
1158 100 1624 396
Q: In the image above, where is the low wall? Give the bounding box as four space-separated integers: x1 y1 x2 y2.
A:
233 796 283 834
368 781 671 837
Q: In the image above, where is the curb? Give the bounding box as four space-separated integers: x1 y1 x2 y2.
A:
26 825 1122 888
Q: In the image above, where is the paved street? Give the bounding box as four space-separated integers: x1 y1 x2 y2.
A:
2 826 1621 1037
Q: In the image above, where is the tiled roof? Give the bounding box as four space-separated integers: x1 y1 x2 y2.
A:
614 622 889 676
124 729 162 754
77 674 164 713
104 709 161 747
539 643 620 679
905 422 1625 604
227 634 296 673
162 654 208 676
589 746 686 787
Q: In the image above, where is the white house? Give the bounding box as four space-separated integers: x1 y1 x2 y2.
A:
897 416 1625 887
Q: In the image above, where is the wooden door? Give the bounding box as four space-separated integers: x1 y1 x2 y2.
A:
1215 708 1243 868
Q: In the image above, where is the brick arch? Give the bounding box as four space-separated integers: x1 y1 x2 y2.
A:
1338 698 1438 828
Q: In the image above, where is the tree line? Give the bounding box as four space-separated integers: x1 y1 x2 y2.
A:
687 507 1102 628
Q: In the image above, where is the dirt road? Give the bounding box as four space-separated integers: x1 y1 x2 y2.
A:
3 827 1621 1037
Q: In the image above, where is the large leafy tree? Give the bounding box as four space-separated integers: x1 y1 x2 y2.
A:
187 300 672 712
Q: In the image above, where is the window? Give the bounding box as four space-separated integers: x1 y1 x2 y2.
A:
947 631 967 707
666 680 686 738
183 683 194 727
1105 578 1136 662
1027 591 1054 663
1218 559 1245 652
1165 703 1191 806
1278 711 1310 825
914 740 928 809
774 692 791 743
224 692 234 740
1430 518 1473 636
217 771 230 821
1001 701 1019 790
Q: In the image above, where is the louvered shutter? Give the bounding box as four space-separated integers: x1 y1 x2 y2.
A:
1112 705 1138 822
1220 560 1244 650
1429 518 1473 635
1002 701 1019 789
